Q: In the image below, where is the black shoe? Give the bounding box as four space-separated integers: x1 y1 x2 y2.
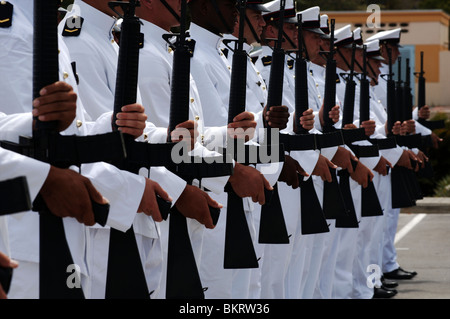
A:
373 286 397 299
398 267 417 278
381 276 399 288
384 268 414 280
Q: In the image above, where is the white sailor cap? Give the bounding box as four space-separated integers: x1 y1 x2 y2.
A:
334 24 354 48
262 0 297 24
365 28 402 47
365 39 385 61
297 6 325 35
353 27 364 48
320 14 329 34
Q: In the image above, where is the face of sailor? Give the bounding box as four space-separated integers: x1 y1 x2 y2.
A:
138 0 181 30
354 48 364 72
242 8 266 44
189 0 238 35
302 29 322 61
368 57 382 81
380 42 400 64
282 22 297 51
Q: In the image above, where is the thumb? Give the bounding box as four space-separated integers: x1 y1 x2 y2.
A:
153 182 172 203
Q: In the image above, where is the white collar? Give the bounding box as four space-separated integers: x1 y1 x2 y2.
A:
189 22 223 51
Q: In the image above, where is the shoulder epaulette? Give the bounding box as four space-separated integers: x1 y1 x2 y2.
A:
287 59 294 70
0 1 13 29
261 55 272 66
62 16 84 37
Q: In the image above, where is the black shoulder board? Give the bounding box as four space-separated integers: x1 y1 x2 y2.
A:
287 59 294 70
62 16 84 37
0 1 13 28
336 73 341 83
261 55 272 66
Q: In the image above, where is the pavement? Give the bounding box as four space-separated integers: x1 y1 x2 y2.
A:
388 197 450 299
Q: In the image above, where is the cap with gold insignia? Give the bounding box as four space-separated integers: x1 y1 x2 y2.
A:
365 39 385 61
262 0 297 24
334 24 353 48
0 1 13 28
297 6 325 35
247 0 270 12
365 28 402 47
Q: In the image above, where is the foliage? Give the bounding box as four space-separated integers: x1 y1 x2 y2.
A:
417 112 450 197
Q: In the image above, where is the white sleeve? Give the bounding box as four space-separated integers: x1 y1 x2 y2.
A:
81 162 145 232
0 147 50 202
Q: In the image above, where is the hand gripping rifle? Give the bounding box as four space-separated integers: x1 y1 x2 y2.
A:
0 0 126 298
0 175 31 295
415 51 445 130
163 0 233 298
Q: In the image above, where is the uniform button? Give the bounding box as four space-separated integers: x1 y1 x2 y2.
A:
63 72 69 79
190 98 194 103
168 47 173 53
316 83 319 87
227 66 231 70
144 133 148 140
257 71 260 75
195 115 200 121
262 87 266 90
318 94 321 99
76 120 82 128
111 39 115 43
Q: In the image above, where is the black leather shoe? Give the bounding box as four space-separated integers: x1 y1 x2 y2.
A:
384 268 414 280
398 267 417 278
373 286 397 299
381 276 398 288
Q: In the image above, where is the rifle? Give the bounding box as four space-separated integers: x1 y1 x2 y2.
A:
163 0 233 297
290 14 336 231
107 0 233 298
385 48 416 208
358 45 383 217
223 0 286 270
415 52 445 130
322 19 337 132
359 45 370 124
0 0 125 299
0 175 31 295
341 43 357 127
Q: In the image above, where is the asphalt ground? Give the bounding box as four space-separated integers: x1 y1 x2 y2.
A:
389 209 450 299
